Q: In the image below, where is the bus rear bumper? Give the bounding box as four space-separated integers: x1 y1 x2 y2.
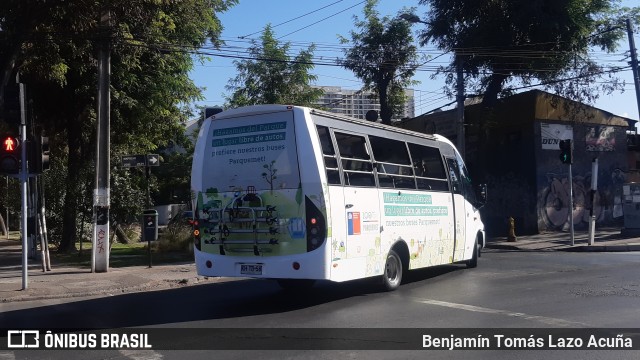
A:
194 248 329 280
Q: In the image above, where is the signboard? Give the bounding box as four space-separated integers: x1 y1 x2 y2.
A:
121 155 146 168
121 154 160 167
146 154 160 166
586 126 616 152
540 123 573 150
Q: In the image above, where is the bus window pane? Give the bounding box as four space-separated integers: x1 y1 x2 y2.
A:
335 132 370 160
370 136 411 165
324 156 338 169
408 143 446 180
416 178 449 192
446 158 462 194
316 126 335 155
316 125 342 185
345 172 375 187
327 169 341 185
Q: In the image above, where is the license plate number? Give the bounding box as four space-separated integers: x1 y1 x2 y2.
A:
241 264 263 275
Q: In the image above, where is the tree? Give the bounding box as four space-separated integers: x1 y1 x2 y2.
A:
225 24 324 108
0 0 237 252
339 0 420 125
416 0 639 107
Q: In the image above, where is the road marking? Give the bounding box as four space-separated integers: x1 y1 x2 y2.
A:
414 298 589 327
119 350 163 360
0 352 16 360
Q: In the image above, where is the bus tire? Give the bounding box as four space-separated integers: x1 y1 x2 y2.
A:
276 279 316 290
466 236 479 268
382 249 403 291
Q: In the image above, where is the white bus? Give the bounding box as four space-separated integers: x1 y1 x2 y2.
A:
191 105 486 290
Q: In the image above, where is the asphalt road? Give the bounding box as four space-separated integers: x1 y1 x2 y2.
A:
1 249 639 359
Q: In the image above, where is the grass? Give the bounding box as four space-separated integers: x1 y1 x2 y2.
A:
5 230 194 268
54 241 194 268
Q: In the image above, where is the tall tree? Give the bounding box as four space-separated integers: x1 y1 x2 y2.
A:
417 0 639 107
339 0 420 125
225 24 323 108
0 0 237 252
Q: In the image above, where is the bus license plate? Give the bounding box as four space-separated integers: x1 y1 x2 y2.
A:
241 264 263 275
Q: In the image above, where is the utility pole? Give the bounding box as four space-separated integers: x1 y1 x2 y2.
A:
456 53 465 159
627 18 640 120
92 9 111 273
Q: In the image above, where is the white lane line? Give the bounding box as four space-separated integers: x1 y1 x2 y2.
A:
0 352 16 360
119 350 164 360
415 298 589 327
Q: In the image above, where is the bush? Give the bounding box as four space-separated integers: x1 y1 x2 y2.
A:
155 221 193 253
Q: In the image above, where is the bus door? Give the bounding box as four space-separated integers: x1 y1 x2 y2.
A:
333 131 381 266
445 157 467 262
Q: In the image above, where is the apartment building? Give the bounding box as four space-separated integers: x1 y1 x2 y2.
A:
314 86 414 121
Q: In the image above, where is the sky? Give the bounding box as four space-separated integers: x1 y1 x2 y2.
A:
189 0 640 122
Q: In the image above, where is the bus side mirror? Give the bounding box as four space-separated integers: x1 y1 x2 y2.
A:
476 184 487 208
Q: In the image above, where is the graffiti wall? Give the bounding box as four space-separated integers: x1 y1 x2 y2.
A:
535 122 627 232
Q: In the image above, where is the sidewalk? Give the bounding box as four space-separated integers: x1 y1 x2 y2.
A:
1 228 640 304
486 227 640 252
0 238 224 304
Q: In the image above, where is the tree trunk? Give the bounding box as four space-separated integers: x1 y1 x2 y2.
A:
0 213 7 237
115 224 131 244
58 113 85 253
481 73 508 108
378 80 392 125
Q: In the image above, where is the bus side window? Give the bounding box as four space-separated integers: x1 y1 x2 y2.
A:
334 131 375 187
446 158 462 195
408 143 449 191
316 126 341 185
369 135 415 189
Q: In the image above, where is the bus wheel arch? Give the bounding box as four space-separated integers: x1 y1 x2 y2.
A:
381 241 410 291
465 232 483 268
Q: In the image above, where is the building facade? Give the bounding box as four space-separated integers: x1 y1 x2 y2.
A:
313 86 414 121
401 90 636 236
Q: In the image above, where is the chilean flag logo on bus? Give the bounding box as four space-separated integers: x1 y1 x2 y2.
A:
347 212 361 235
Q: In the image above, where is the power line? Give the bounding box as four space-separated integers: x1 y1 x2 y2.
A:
238 0 345 39
277 0 367 39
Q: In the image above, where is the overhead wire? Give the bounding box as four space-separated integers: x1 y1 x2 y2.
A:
238 0 346 39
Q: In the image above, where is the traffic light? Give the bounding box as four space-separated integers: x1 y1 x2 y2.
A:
0 134 20 174
38 135 50 172
559 139 573 164
29 134 50 173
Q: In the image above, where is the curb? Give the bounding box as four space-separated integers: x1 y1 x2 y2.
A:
485 243 640 252
565 244 640 252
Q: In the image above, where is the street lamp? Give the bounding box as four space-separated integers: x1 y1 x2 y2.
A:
400 13 465 159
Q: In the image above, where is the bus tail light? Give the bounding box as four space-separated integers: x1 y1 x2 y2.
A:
193 217 201 251
305 196 326 252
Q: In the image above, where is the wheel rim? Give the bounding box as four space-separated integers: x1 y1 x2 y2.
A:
385 254 400 286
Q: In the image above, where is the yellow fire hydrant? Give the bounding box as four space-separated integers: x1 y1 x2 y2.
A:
507 216 517 242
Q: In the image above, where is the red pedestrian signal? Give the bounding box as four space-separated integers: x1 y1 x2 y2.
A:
0 135 20 174
3 136 17 152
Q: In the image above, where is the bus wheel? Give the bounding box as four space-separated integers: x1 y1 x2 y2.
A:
382 249 403 291
466 236 479 268
276 279 316 290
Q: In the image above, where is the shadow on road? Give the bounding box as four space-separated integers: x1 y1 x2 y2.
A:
0 264 463 329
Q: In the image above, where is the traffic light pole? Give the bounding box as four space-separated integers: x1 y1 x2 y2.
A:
18 79 28 290
568 164 575 246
